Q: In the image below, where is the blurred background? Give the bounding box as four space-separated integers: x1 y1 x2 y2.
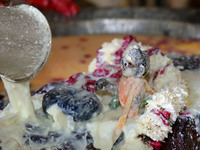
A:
1 0 200 9
73 0 200 9
1 0 199 38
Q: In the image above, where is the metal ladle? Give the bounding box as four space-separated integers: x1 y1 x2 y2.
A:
0 4 51 82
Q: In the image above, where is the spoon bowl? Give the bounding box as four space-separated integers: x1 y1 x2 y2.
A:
0 4 51 82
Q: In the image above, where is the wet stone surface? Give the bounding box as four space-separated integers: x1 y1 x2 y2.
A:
0 94 8 110
0 95 5 110
32 81 66 96
172 55 200 71
162 116 200 150
43 87 102 122
23 129 98 150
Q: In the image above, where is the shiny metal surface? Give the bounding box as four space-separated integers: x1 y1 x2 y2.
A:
45 8 200 39
50 19 200 39
0 5 51 82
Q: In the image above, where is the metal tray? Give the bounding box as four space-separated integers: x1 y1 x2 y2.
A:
44 8 200 39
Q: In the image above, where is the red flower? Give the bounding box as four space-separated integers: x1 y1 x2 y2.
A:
153 108 171 126
82 79 96 93
114 35 136 64
24 0 80 16
153 64 170 81
65 73 83 86
145 48 160 56
150 141 162 150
